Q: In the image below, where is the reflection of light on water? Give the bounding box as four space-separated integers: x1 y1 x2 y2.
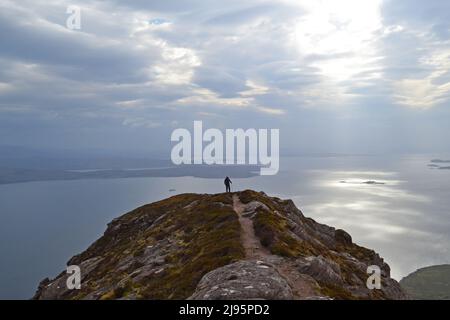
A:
304 200 424 235
318 214 410 236
295 169 438 279
333 179 397 186
310 200 380 212
281 157 450 280
330 171 397 176
317 171 430 202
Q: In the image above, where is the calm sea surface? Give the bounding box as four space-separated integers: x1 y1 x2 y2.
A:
1 155 449 299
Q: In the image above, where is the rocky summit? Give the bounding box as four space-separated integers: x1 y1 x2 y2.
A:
33 190 408 300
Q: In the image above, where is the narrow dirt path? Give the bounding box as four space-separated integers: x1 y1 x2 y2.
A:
232 193 318 299
232 194 271 259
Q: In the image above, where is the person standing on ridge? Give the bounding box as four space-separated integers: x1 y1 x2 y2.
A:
224 176 232 193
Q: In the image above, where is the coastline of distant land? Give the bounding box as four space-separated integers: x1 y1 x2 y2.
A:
0 165 260 185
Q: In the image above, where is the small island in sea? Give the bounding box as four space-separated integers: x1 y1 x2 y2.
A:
339 180 386 185
427 159 450 170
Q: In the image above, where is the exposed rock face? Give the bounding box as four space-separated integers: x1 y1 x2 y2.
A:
188 260 293 300
335 229 352 246
33 190 408 300
296 256 344 286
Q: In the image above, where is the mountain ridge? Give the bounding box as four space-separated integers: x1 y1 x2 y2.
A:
33 190 407 300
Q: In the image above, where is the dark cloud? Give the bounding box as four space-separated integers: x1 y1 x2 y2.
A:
0 0 449 154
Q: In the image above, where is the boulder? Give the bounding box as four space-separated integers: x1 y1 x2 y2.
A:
189 260 293 300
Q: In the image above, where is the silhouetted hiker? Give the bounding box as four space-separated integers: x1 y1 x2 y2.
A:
224 176 232 193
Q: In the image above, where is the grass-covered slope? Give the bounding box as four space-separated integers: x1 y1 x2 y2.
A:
400 265 450 300
34 193 244 300
33 190 407 300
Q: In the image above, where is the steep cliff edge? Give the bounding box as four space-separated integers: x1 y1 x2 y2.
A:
33 190 407 300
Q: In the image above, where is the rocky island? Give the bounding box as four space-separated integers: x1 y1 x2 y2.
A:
33 190 407 300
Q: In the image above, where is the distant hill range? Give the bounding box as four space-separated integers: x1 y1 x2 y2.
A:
33 190 407 300
0 146 259 184
400 265 450 300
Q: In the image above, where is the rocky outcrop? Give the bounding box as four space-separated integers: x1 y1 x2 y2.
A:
188 260 293 300
296 256 344 286
33 190 408 300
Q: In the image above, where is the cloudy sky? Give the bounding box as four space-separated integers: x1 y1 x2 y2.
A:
0 0 449 156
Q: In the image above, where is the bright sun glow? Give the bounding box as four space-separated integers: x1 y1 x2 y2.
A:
294 0 383 82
